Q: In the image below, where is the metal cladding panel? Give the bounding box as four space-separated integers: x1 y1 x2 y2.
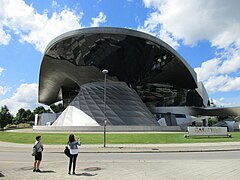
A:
196 82 209 107
69 82 158 126
39 27 198 105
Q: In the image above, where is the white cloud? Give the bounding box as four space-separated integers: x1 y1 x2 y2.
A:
218 48 240 74
0 0 108 52
195 53 240 94
0 0 84 52
0 83 42 115
0 26 11 45
0 67 5 75
137 24 156 37
0 67 8 95
142 0 240 48
137 11 179 49
194 58 220 82
143 0 163 9
158 29 179 49
212 98 235 107
0 86 9 95
219 77 240 92
51 0 58 8
90 12 106 27
203 75 229 93
20 9 84 52
194 47 240 93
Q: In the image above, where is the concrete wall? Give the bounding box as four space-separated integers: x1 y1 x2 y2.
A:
33 125 181 132
36 113 57 125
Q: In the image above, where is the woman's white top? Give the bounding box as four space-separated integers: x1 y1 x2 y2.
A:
68 141 81 155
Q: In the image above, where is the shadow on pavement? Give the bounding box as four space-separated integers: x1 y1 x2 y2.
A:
18 166 56 173
71 166 102 177
74 173 97 177
0 172 5 177
84 167 102 171
39 170 56 173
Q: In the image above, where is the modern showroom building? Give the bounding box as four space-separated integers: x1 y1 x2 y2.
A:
38 27 210 128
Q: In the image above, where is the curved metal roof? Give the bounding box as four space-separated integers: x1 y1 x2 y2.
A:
39 27 197 105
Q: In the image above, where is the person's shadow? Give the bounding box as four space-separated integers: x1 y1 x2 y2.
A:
0 172 5 177
73 173 97 177
39 170 56 173
72 166 102 176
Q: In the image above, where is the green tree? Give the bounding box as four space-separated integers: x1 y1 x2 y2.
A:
208 117 218 126
14 108 34 124
0 105 13 129
25 109 34 122
33 106 51 114
14 108 25 124
50 103 64 113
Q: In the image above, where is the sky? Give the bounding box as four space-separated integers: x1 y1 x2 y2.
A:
0 0 240 115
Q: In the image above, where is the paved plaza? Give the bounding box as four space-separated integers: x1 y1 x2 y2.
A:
1 141 240 179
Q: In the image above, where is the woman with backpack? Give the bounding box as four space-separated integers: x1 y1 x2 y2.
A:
67 134 81 175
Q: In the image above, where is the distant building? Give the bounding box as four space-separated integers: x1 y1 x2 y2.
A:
39 27 210 127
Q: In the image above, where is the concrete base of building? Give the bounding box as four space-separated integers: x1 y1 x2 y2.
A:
33 125 181 132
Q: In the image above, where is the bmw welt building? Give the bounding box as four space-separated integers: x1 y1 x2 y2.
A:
37 27 210 131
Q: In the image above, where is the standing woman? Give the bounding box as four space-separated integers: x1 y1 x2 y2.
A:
68 134 81 175
33 135 44 172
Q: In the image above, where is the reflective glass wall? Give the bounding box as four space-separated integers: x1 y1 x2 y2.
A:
136 83 187 107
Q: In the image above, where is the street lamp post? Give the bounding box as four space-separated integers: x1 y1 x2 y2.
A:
102 69 108 147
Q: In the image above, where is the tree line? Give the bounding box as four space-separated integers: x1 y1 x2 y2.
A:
0 103 63 129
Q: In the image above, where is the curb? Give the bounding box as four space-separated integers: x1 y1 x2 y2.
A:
1 141 240 153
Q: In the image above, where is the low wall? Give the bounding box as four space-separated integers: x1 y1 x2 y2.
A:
186 126 230 137
33 125 181 132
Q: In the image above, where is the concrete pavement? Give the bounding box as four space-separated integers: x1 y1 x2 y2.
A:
2 128 240 179
1 141 240 179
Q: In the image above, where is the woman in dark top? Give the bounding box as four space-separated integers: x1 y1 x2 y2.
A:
67 134 81 175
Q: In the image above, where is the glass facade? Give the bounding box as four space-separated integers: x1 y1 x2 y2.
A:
136 83 187 107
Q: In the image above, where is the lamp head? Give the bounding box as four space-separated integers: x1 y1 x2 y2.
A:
102 69 108 74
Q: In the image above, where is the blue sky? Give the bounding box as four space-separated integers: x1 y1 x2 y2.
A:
0 0 240 114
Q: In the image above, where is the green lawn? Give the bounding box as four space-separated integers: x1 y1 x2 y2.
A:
1 131 240 144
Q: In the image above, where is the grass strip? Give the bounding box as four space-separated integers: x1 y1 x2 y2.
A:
1 131 240 144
